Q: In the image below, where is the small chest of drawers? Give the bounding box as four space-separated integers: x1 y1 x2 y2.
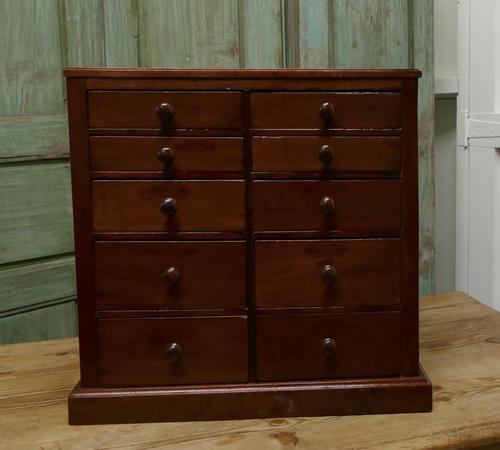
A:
66 69 431 424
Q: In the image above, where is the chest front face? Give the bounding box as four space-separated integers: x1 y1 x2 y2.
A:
65 68 431 424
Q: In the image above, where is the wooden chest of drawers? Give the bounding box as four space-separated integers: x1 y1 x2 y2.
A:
65 69 431 424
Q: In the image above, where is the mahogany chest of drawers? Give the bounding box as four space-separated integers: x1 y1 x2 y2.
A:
65 68 432 424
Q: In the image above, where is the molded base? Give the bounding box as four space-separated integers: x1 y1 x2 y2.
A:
68 366 431 424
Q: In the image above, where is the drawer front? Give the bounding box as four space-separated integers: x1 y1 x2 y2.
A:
98 317 248 386
255 239 400 307
252 137 400 174
90 137 244 174
256 313 401 381
253 180 401 233
250 92 401 129
92 180 245 232
89 91 242 129
95 241 246 309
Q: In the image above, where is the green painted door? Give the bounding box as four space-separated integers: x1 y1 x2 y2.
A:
0 0 434 343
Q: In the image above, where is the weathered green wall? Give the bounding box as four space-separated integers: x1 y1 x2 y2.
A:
0 0 434 343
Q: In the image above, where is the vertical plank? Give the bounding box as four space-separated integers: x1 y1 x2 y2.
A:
240 0 284 67
139 0 240 68
297 0 330 68
331 0 409 68
103 0 139 67
63 0 105 66
0 0 64 115
413 0 435 295
0 163 74 264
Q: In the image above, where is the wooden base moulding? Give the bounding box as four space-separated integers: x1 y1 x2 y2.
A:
68 367 432 424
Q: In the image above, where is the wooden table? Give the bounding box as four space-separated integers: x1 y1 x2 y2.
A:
0 291 499 450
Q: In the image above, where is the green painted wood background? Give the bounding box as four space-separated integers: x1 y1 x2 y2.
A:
0 0 434 344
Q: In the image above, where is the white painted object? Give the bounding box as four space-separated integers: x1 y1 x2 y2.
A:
456 0 500 310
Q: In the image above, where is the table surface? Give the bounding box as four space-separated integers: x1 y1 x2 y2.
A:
0 291 499 450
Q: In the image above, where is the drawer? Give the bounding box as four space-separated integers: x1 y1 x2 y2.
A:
88 91 242 129
253 180 401 233
252 137 400 174
90 137 244 175
92 180 245 232
256 312 401 381
98 317 248 386
95 241 246 309
250 92 400 129
255 239 400 307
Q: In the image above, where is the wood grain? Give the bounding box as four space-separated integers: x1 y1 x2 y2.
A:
256 312 401 381
250 92 401 129
253 180 401 233
89 136 244 174
0 256 75 314
94 241 246 309
92 180 245 232
0 163 74 264
0 293 497 449
98 316 248 386
254 239 401 307
252 136 401 173
88 91 243 129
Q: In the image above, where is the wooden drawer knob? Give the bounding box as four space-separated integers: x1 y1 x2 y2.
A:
319 102 335 122
165 342 182 363
160 197 177 217
322 338 336 358
321 264 337 285
319 196 335 215
161 266 180 287
157 147 175 165
156 102 175 123
318 144 335 165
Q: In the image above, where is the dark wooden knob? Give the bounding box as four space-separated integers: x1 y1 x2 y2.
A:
160 197 177 217
319 196 335 215
318 145 335 165
156 102 175 123
165 342 182 363
321 264 337 285
322 338 336 358
157 147 175 165
319 102 335 122
162 266 180 287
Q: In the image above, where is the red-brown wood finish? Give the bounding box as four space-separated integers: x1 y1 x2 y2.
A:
92 180 245 232
94 241 246 309
252 136 401 174
89 136 244 175
98 316 248 386
89 91 242 129
250 92 401 129
256 312 401 381
255 239 401 307
253 180 402 232
65 68 429 423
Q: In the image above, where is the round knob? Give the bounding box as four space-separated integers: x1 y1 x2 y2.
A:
160 197 177 217
165 342 182 363
319 102 335 122
156 102 175 123
319 196 335 215
157 147 175 165
321 264 337 285
318 145 335 165
162 266 180 287
322 338 336 358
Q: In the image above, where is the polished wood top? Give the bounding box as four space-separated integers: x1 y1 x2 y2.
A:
64 68 422 78
1 292 498 449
